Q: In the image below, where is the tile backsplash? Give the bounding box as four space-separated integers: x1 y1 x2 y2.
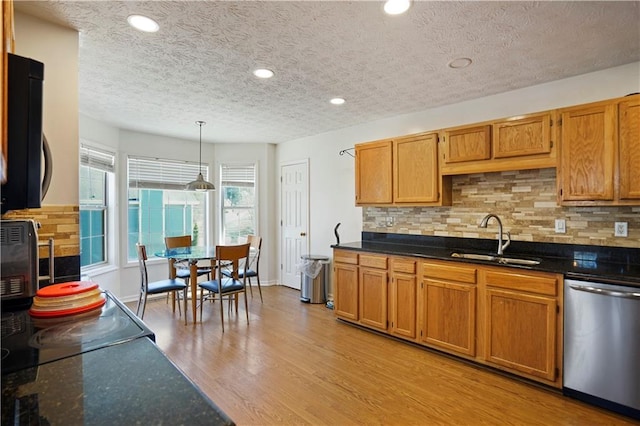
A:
363 168 639 249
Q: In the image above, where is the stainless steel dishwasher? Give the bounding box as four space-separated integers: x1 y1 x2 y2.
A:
564 278 640 420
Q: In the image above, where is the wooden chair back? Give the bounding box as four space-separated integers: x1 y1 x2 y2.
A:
216 243 250 281
165 235 192 249
246 235 262 270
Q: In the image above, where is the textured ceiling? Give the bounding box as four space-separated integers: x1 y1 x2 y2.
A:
14 1 640 144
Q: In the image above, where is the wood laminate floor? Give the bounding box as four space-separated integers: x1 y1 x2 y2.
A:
134 286 637 426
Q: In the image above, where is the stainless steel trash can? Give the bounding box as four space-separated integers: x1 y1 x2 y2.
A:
300 254 330 303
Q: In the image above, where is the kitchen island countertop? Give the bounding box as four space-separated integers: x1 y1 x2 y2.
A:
1 336 234 425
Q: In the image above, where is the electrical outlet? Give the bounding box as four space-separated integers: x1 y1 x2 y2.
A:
555 219 566 234
614 222 628 237
386 216 395 227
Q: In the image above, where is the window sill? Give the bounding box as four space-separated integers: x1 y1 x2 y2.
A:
81 264 119 279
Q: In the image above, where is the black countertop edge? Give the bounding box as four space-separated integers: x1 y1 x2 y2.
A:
331 232 640 286
1 337 235 425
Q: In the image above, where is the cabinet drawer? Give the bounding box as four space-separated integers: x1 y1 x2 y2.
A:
360 254 388 269
483 269 558 296
391 258 416 274
423 261 477 284
334 250 358 265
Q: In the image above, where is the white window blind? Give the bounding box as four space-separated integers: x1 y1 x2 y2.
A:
80 145 115 173
221 164 255 188
128 156 207 190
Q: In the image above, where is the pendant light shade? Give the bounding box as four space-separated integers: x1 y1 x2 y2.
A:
185 121 215 191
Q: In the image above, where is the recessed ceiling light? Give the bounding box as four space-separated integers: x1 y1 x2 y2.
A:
330 98 345 105
384 0 411 15
127 15 159 33
448 57 473 69
253 69 274 79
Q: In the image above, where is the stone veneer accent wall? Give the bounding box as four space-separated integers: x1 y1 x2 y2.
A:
363 168 639 249
2 205 80 258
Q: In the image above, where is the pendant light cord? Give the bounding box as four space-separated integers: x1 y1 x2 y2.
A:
196 120 206 174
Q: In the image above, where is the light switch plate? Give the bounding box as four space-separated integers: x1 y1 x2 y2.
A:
614 222 628 237
555 219 566 234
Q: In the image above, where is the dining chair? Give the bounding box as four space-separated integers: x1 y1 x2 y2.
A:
222 235 263 302
164 235 212 285
198 243 250 332
136 244 188 324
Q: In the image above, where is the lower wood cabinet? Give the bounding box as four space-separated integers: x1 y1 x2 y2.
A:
333 248 564 388
420 260 477 357
389 258 417 340
480 268 561 383
359 266 388 330
333 250 359 321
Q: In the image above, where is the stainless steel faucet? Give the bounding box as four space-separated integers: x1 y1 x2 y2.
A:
479 213 511 255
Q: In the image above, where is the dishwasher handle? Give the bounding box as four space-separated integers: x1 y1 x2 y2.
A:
568 283 640 300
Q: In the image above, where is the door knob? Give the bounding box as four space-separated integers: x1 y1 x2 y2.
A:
300 232 307 236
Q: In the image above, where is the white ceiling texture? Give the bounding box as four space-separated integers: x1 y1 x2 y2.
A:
14 1 640 144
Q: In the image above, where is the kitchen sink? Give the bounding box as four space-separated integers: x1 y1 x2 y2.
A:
450 252 541 266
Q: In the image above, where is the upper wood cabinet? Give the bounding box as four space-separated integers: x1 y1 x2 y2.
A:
393 133 439 203
441 112 557 175
558 94 640 205
355 140 393 205
618 97 640 200
355 132 451 207
444 125 491 163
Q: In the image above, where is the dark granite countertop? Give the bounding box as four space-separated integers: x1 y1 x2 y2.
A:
1 337 234 425
332 232 640 287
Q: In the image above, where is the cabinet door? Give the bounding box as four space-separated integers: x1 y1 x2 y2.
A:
619 98 640 200
421 279 476 356
444 125 491 163
359 267 388 330
493 113 551 159
390 272 417 339
483 288 557 381
560 103 616 201
355 140 392 205
334 263 358 321
393 133 439 203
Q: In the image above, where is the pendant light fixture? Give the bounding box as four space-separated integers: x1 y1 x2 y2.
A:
185 121 215 191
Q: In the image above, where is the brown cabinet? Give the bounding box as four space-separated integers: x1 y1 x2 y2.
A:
420 261 477 357
441 112 557 175
389 258 417 340
393 133 441 203
618 97 640 200
444 125 491 164
333 250 359 321
333 248 564 388
355 140 393 204
355 133 451 206
479 268 561 384
359 254 388 331
558 94 640 205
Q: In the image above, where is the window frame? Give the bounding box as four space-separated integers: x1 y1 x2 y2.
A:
219 162 258 245
126 155 211 262
79 144 116 273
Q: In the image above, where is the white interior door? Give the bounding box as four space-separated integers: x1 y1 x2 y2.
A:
280 160 309 289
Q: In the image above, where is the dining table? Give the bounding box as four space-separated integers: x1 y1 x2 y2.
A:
155 246 217 325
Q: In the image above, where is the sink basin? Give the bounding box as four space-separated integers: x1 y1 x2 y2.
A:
450 252 541 266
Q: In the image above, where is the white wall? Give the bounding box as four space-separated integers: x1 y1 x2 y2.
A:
275 61 640 269
14 12 79 205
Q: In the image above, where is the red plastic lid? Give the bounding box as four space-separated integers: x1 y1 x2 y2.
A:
36 281 99 298
29 297 106 318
